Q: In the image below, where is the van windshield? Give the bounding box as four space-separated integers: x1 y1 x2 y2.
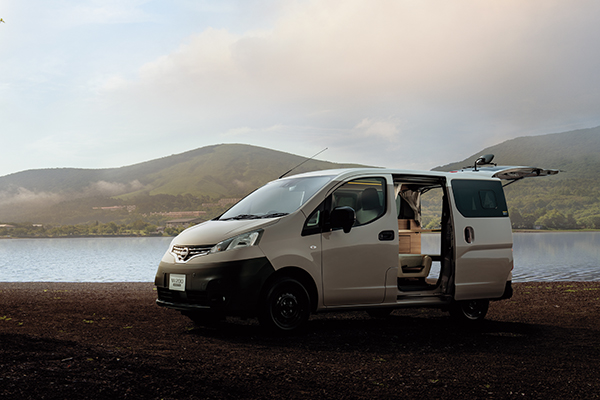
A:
218 175 334 220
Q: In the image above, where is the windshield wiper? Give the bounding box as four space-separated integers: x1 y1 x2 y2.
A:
220 214 261 221
220 212 289 221
262 212 288 218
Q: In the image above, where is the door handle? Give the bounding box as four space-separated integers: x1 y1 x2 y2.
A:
378 230 395 241
464 226 475 243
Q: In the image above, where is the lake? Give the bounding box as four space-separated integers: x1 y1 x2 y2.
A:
0 232 598 282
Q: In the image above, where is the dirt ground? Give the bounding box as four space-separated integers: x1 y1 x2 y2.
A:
1 281 599 399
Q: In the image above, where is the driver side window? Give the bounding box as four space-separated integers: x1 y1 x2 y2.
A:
333 177 386 226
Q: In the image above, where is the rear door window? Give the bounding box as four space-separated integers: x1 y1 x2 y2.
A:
451 179 508 218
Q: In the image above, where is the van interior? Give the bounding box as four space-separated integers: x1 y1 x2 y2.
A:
393 176 452 295
329 175 453 296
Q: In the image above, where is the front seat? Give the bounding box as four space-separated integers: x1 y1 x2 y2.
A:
356 187 382 224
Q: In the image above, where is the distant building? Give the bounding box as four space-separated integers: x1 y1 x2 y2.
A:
150 211 206 218
218 198 240 206
92 205 136 212
165 218 205 229
0 224 15 229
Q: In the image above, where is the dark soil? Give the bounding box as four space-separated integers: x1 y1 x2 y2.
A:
1 282 599 399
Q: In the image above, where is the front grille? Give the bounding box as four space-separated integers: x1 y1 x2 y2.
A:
170 244 214 262
157 287 210 306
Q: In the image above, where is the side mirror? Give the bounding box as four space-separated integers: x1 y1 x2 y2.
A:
330 206 356 233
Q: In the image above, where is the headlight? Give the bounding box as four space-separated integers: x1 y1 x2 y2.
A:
210 230 263 254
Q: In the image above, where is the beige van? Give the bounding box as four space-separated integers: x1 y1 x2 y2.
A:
154 155 558 332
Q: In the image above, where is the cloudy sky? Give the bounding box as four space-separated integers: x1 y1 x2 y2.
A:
1 0 600 177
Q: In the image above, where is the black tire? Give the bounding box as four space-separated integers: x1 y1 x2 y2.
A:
449 299 489 322
258 277 310 333
366 308 393 318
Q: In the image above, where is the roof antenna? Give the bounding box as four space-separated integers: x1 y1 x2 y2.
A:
279 148 328 179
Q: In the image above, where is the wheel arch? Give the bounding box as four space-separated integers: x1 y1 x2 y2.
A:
260 266 319 313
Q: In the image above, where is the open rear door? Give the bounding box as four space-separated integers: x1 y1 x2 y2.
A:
490 167 560 182
453 165 560 181
450 165 560 301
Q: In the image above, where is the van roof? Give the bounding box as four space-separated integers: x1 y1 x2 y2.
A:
286 165 559 182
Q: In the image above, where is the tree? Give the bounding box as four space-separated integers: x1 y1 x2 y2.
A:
143 224 158 235
131 220 148 231
509 208 525 229
104 222 119 234
534 210 575 230
581 215 600 229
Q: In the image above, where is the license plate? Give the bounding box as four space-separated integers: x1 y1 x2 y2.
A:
169 274 186 291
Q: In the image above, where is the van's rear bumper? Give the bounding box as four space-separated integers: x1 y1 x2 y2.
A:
494 281 513 300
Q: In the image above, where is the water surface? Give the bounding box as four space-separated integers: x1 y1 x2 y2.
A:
0 237 172 282
421 232 600 282
0 233 598 282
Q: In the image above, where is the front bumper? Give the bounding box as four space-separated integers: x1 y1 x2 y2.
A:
155 256 275 314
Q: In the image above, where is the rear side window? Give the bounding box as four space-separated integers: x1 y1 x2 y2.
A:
451 179 508 218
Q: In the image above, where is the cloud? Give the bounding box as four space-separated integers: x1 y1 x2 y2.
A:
0 180 146 210
83 180 147 196
103 0 600 135
4 0 600 177
60 0 154 27
0 188 63 208
354 118 401 141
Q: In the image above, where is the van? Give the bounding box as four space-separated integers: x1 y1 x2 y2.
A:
154 155 558 332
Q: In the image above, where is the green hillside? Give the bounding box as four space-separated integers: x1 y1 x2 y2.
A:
2 128 599 229
433 126 600 174
0 144 360 198
434 126 600 229
117 144 363 199
0 144 364 225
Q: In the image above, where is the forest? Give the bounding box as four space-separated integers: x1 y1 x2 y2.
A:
3 182 598 238
0 193 226 238
413 175 600 231
0 220 187 238
502 177 600 230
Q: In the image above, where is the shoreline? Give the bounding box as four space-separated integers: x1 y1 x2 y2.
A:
2 229 599 239
2 279 600 284
0 234 172 239
512 228 600 233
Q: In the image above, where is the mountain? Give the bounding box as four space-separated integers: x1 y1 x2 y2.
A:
433 126 600 175
0 144 365 224
434 126 600 229
0 144 361 198
2 127 599 228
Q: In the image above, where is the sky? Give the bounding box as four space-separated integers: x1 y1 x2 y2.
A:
1 0 600 178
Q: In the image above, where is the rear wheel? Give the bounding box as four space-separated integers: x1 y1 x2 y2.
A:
449 299 489 322
258 277 310 333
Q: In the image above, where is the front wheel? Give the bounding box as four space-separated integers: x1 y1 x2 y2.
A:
449 299 489 322
258 277 310 333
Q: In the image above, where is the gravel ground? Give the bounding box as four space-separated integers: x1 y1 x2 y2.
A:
1 281 599 399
